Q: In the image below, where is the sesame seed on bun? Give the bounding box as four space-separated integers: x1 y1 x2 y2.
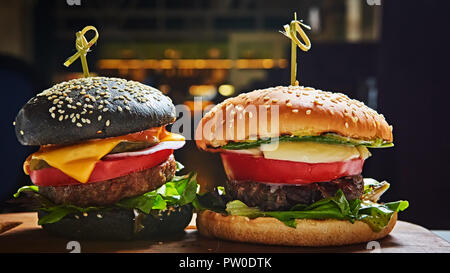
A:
15 77 176 146
196 85 393 151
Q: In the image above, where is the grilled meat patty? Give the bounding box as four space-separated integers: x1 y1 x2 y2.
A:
225 174 364 211
39 155 176 207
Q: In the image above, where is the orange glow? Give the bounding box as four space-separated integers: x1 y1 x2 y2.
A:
184 100 213 113
262 59 274 69
278 59 289 69
188 85 217 96
97 59 288 70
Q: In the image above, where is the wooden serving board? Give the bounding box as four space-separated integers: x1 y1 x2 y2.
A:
0 212 449 253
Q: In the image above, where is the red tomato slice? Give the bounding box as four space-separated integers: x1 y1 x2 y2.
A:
220 152 364 184
28 149 173 186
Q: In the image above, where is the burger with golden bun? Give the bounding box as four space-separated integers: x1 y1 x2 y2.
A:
194 85 408 246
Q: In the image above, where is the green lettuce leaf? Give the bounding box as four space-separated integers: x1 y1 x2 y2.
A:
225 190 358 228
12 186 102 225
116 172 198 213
14 170 199 225
358 200 409 232
116 192 167 214
177 173 199 206
195 186 408 232
221 133 393 150
13 185 39 198
192 186 229 213
38 205 99 225
385 200 409 212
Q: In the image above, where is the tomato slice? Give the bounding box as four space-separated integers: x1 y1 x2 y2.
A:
29 149 173 187
220 152 364 184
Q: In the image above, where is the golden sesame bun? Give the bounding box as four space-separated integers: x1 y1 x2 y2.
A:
196 86 392 151
196 210 397 247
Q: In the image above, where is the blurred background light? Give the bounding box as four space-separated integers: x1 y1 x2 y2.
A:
188 85 217 98
218 84 235 96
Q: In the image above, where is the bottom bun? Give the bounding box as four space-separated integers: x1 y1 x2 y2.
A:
39 205 193 240
196 210 397 246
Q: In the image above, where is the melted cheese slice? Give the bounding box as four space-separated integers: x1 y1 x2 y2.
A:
24 127 185 183
30 140 121 183
262 141 371 163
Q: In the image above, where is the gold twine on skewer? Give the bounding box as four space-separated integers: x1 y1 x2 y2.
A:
280 12 311 86
63 26 99 78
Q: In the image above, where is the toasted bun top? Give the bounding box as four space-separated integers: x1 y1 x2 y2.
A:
15 77 176 146
196 86 393 150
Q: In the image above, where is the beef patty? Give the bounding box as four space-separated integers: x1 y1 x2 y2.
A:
225 174 363 211
39 155 176 207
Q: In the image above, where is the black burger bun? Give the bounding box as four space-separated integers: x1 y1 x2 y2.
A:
38 205 193 240
15 77 176 146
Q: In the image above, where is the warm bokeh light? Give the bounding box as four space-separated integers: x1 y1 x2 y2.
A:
188 85 217 97
97 59 288 70
218 84 235 96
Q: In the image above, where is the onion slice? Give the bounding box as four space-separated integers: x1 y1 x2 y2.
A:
217 148 263 156
104 141 186 159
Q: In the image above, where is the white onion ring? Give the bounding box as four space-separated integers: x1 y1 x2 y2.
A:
104 141 186 159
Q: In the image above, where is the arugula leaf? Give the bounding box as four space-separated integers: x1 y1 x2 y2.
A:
385 200 409 212
14 169 199 224
196 186 408 232
116 193 167 214
349 198 362 218
225 190 357 228
177 173 199 206
112 172 198 213
12 185 55 208
38 205 99 225
226 200 263 217
221 133 393 150
171 173 195 196
192 187 229 213
13 185 38 198
357 200 409 232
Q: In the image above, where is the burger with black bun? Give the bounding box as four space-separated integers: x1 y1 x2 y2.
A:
194 85 408 246
14 76 197 240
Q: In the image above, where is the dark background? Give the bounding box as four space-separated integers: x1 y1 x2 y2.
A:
0 0 449 229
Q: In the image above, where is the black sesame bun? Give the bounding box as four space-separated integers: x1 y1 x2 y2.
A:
15 77 176 146
38 205 193 240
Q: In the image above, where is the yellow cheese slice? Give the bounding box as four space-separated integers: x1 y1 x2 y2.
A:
160 131 185 142
24 127 185 183
262 141 371 163
30 139 121 183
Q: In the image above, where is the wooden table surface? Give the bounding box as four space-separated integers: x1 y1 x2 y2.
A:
1 212 449 253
